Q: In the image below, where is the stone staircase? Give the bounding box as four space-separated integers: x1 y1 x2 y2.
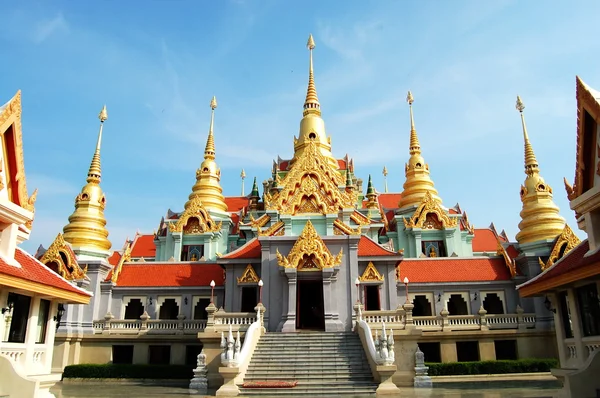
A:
239 331 378 396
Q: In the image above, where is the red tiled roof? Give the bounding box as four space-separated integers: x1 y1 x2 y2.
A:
449 208 459 215
506 244 520 259
115 263 224 287
399 257 512 283
337 159 347 170
0 248 91 300
358 236 400 257
131 234 156 258
225 197 250 212
519 240 600 296
108 251 121 267
230 213 240 234
472 228 499 252
378 193 402 209
221 238 261 259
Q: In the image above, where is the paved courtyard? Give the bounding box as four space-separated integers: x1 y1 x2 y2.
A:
50 380 562 397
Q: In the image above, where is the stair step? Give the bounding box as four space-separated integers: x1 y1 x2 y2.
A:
244 375 374 381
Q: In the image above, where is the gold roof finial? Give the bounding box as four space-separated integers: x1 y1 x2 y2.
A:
184 96 227 213
303 34 320 116
383 166 389 193
514 95 565 244
515 96 538 175
240 169 246 196
63 105 112 258
399 91 442 208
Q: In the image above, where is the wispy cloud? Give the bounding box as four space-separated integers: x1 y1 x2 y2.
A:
31 12 68 44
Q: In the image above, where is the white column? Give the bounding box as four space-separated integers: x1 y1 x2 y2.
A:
566 288 587 366
549 293 568 367
43 300 59 374
23 296 41 376
0 288 8 344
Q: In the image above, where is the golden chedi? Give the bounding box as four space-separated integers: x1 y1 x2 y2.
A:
185 96 228 213
292 34 338 168
63 106 111 257
398 91 443 209
515 96 565 244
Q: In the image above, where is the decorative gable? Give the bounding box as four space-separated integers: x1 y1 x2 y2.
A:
359 261 384 282
265 140 356 215
237 264 259 284
168 196 222 233
276 220 343 270
538 224 581 271
40 233 87 280
111 241 132 284
403 191 458 229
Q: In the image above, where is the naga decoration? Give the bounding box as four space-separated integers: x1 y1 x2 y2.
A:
538 224 581 271
257 220 285 237
403 191 458 229
111 241 132 283
276 220 343 271
264 140 356 215
333 219 361 236
40 233 88 280
169 196 222 234
359 262 384 282
496 240 517 277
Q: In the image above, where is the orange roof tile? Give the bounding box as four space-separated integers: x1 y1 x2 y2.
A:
225 196 250 212
108 251 121 267
0 248 92 298
230 213 240 234
115 263 224 287
221 238 261 259
130 234 156 258
519 240 600 296
378 193 402 209
472 228 500 252
399 257 512 283
358 236 400 257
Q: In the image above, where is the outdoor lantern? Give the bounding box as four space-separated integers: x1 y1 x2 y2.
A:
354 277 360 303
210 280 216 303
1 300 14 315
54 303 66 329
258 279 264 303
544 296 556 313
403 277 410 303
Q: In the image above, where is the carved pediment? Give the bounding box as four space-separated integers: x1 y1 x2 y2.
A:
169 196 222 234
40 233 87 280
237 264 259 284
265 140 356 215
359 261 384 282
403 191 458 229
538 224 580 271
276 220 343 270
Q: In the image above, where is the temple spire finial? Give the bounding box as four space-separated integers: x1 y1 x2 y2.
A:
86 105 107 183
303 34 321 116
407 91 420 155
240 169 246 196
382 166 388 193
205 96 217 160
516 96 539 175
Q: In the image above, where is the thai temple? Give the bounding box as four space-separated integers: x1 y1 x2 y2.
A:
3 35 588 394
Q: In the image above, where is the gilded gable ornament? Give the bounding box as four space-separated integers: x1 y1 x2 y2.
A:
333 219 361 235
111 241 132 283
496 240 517 277
169 196 222 234
403 191 458 229
359 262 384 282
237 264 260 284
538 224 581 271
257 220 285 237
40 233 87 280
276 220 343 270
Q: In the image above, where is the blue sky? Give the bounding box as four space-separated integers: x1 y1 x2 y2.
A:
1 0 598 253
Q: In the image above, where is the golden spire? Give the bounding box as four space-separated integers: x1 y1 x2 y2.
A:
398 91 442 209
240 169 246 196
383 166 388 193
63 105 111 258
514 96 565 244
293 34 337 167
185 96 227 213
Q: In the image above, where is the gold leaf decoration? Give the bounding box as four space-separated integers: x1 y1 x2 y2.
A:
359 261 384 282
40 233 88 280
237 264 259 284
168 196 222 234
403 191 458 229
538 224 581 271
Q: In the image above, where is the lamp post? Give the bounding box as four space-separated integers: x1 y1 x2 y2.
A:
355 277 361 304
403 277 410 303
258 279 264 304
210 280 216 304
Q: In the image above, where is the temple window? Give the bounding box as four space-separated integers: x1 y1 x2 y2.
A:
35 299 51 344
575 283 600 337
412 295 432 316
447 294 469 315
241 287 258 312
123 298 145 320
422 241 446 258
456 341 479 362
364 285 381 311
482 292 505 314
4 292 31 343
558 291 573 339
158 298 180 320
148 345 171 365
581 109 597 193
112 345 134 364
181 245 204 261
193 298 211 320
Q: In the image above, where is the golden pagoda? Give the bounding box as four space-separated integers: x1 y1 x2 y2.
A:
514 96 565 244
398 91 442 209
292 34 337 167
184 96 228 213
63 105 111 257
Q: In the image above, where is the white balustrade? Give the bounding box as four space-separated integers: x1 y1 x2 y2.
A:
0 345 26 370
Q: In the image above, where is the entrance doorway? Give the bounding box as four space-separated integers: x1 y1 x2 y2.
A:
296 279 325 330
